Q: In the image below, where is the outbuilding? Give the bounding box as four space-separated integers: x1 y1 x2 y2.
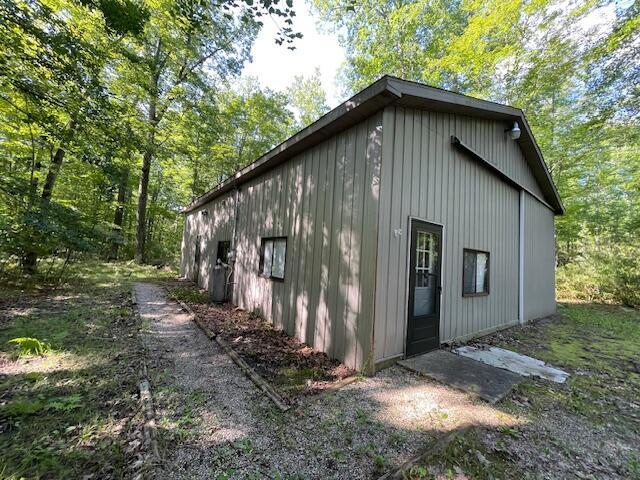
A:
180 76 563 372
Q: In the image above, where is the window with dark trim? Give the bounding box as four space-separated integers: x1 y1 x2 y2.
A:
259 237 287 280
463 249 490 296
216 240 231 264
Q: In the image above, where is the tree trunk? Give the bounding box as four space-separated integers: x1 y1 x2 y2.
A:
135 146 153 263
191 154 199 200
21 252 38 274
22 119 76 274
135 39 162 264
109 168 128 261
41 119 76 204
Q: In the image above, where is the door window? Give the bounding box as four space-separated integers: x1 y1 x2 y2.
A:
414 231 438 316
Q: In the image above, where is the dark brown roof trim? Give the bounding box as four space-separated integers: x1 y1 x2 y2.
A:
182 77 400 213
183 75 564 214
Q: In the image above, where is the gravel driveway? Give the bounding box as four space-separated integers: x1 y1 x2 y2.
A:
135 282 516 479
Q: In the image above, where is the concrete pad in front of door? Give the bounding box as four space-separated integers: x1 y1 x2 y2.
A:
398 350 522 403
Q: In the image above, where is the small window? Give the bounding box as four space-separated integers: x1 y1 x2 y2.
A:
216 240 231 264
259 237 287 280
463 249 489 296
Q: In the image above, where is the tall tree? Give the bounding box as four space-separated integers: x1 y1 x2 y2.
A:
312 0 639 250
0 0 146 272
116 0 299 263
286 67 330 128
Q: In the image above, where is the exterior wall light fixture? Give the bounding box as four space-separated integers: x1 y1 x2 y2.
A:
505 122 521 140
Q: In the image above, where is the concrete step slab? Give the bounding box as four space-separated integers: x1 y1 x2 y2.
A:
398 350 522 403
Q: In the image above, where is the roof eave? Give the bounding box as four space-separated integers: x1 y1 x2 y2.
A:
183 75 564 215
182 76 401 213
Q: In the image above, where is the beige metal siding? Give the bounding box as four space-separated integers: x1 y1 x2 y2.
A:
523 193 556 320
180 191 235 290
180 113 383 370
374 107 522 362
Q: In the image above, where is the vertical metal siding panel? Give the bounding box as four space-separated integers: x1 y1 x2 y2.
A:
374 108 396 361
295 151 312 340
448 113 458 341
309 143 327 349
287 157 304 335
419 111 428 219
482 136 490 332
273 167 284 324
266 169 276 323
253 179 262 311
411 111 421 218
302 148 321 344
336 126 357 363
386 108 405 357
236 188 247 309
247 180 259 313
295 152 307 337
259 173 269 316
264 171 274 319
248 183 259 310
281 157 297 331
524 194 556 319
359 113 382 367
245 181 257 312
272 166 286 329
328 132 346 359
441 113 451 340
455 117 464 340
319 138 337 354
344 121 366 368
394 108 413 357
427 111 436 221
450 114 460 341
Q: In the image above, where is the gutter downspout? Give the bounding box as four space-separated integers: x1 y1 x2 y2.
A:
518 189 525 324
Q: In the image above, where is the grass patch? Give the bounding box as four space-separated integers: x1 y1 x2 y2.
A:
490 302 640 428
169 285 210 304
406 429 522 479
0 261 175 478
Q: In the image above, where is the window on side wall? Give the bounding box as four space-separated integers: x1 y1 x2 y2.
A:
463 249 490 296
259 237 287 281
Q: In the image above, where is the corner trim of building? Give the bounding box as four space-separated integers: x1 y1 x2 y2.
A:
519 189 525 324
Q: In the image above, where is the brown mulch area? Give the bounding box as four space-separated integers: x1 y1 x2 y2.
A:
162 280 355 400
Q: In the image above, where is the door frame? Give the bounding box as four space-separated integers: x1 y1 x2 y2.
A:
404 216 445 357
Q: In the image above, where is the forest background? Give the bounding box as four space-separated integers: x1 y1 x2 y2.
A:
0 0 638 306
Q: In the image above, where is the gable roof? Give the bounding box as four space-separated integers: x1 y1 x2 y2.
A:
183 75 564 214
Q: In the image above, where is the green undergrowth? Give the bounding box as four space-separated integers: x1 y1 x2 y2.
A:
0 261 175 478
276 367 324 392
496 302 640 427
168 284 210 304
1 258 175 291
404 429 522 479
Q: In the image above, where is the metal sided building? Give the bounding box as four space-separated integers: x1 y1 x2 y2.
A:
180 76 563 373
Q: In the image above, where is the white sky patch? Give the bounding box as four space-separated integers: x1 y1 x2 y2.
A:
241 0 345 108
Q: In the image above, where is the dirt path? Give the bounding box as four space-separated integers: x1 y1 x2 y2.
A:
135 282 515 479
